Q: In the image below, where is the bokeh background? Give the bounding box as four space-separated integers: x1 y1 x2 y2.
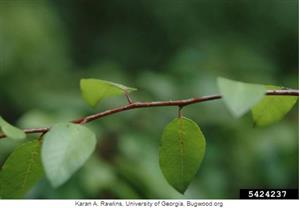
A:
0 0 298 199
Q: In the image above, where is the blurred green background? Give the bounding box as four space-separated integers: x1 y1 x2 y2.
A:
0 0 298 199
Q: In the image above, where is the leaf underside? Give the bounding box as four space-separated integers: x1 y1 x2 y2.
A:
0 140 43 199
159 117 206 194
217 77 266 117
252 85 298 126
41 122 96 187
80 78 137 107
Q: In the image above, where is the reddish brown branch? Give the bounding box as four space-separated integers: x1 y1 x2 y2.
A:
0 89 298 139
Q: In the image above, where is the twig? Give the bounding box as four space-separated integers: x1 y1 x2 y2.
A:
0 89 298 139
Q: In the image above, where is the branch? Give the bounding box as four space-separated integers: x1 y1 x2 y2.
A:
0 89 298 139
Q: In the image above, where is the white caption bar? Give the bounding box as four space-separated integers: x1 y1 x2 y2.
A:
0 199 299 208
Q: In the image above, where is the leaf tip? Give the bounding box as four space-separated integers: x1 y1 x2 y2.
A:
217 77 266 118
79 78 137 107
0 116 26 140
174 185 188 194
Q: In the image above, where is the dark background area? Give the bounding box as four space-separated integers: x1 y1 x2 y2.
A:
0 0 298 199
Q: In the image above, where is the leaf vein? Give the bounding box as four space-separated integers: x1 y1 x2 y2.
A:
178 118 185 181
20 144 38 193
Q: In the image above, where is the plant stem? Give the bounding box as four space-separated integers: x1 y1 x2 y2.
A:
0 89 298 139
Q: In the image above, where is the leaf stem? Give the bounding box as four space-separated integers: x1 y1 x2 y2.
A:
124 90 133 104
178 106 183 118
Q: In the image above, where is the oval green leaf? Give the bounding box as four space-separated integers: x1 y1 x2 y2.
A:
0 116 26 140
0 140 43 199
159 117 206 194
217 77 266 117
252 85 298 127
80 78 137 107
41 122 96 187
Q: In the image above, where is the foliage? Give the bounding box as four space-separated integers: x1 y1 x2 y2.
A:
0 117 26 140
0 140 43 199
0 0 298 199
159 117 206 193
80 79 137 107
0 78 297 197
41 123 96 187
217 77 266 117
252 86 298 126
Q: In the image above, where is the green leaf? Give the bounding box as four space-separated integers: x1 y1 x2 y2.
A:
159 117 206 194
252 85 298 127
217 77 266 117
0 116 26 140
41 122 96 187
0 140 43 199
80 78 137 107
